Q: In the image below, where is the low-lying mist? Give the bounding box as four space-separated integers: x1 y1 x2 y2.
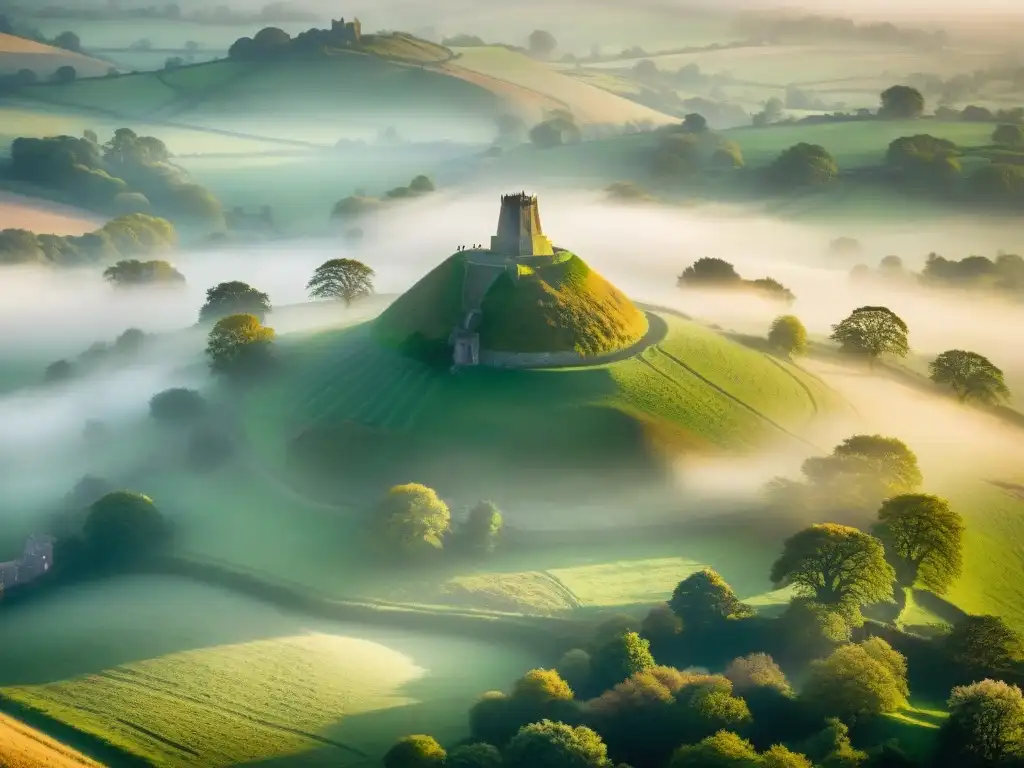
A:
2 189 1023 542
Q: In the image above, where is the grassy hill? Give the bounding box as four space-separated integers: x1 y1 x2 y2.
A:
243 311 838 513
374 251 647 359
0 712 104 768
0 33 113 78
0 576 540 767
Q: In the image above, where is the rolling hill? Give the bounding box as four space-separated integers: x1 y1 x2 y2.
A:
0 33 113 79
9 40 676 145
243 312 838 512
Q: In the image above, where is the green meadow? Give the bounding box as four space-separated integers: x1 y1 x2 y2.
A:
0 576 541 767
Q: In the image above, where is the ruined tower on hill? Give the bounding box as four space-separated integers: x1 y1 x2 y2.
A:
490 193 555 258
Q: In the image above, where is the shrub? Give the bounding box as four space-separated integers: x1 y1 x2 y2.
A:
800 642 908 720
669 569 752 628
939 679 1024 767
590 631 655 691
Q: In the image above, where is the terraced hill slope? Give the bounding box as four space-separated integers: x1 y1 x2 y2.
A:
0 33 113 78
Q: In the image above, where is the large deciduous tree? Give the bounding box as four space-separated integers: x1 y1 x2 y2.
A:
306 258 375 306
830 306 909 368
800 640 908 720
929 349 1010 404
669 569 753 628
206 313 275 377
939 680 1024 767
371 483 451 557
527 29 558 58
770 523 895 608
874 493 964 593
801 434 923 509
767 143 838 187
199 281 271 323
879 85 925 119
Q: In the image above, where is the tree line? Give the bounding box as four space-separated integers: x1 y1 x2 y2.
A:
4 128 223 229
0 213 176 267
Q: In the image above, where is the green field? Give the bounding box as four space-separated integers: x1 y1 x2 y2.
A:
0 576 541 767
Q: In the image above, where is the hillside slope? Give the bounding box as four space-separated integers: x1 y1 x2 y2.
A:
0 712 104 768
453 46 676 125
245 313 838 509
0 33 112 78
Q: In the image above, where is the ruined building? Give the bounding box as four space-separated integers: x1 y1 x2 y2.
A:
329 17 362 45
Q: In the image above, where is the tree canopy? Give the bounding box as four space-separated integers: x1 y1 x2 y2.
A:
767 143 838 187
879 85 925 118
939 679 1024 767
669 730 760 767
446 742 503 768
199 281 271 323
527 29 558 57
149 388 207 423
458 500 503 555
801 640 909 720
801 434 923 509
371 483 451 556
103 259 185 287
382 734 447 768
306 258 375 305
83 491 168 563
993 123 1024 147
590 631 655 690
205 313 275 377
945 615 1024 671
669 569 753 627
768 315 808 355
771 523 895 608
929 349 1010 404
504 720 610 768
874 493 964 593
830 306 909 367
678 257 741 287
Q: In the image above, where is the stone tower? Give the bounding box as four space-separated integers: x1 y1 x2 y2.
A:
490 192 554 258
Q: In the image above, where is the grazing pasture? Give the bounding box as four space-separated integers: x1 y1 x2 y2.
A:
0 576 541 767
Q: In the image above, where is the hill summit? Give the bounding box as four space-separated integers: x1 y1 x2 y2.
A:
375 194 647 367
